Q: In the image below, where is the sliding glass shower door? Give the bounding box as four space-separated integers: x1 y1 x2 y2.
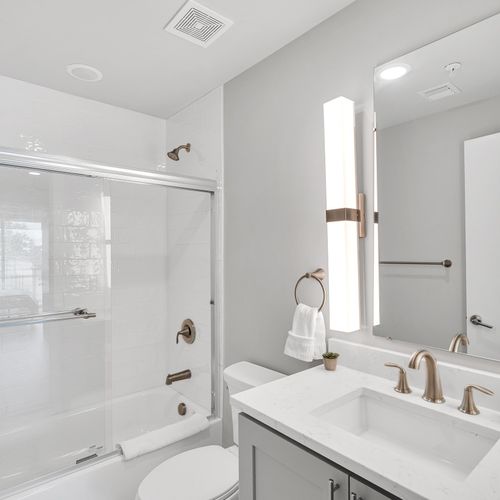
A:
0 166 109 491
0 164 215 495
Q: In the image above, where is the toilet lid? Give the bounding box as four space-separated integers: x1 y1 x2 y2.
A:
137 445 238 500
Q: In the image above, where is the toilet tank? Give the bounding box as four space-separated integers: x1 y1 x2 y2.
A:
223 361 285 445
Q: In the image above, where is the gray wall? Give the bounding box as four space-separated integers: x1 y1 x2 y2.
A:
375 95 500 349
224 0 500 378
223 0 500 444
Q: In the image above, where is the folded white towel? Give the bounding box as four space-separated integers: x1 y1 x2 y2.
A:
119 413 209 460
284 303 326 362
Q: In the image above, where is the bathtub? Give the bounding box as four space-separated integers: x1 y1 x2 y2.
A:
1 387 221 500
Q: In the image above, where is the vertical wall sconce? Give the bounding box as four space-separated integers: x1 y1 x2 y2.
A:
323 96 364 332
373 122 381 326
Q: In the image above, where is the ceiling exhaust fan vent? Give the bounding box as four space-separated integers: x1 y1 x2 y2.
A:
418 82 462 101
164 0 233 48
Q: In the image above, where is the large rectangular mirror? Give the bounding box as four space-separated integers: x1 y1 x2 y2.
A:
374 12 500 361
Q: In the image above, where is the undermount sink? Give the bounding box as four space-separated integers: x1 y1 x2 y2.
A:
312 388 500 478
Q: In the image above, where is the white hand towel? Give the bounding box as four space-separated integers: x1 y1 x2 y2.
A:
284 303 326 362
119 413 209 460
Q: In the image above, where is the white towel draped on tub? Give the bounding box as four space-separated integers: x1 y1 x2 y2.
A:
119 413 209 460
284 303 326 362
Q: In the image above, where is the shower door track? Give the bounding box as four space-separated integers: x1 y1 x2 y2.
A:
0 414 223 499
0 450 122 500
0 148 217 193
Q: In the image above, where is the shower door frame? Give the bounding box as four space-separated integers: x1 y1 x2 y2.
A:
0 147 222 493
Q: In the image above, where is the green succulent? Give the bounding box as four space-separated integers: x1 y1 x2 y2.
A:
322 352 340 359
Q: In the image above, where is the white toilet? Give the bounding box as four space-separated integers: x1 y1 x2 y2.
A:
136 361 285 500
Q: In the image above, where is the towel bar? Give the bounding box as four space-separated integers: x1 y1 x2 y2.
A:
294 269 326 311
380 260 452 268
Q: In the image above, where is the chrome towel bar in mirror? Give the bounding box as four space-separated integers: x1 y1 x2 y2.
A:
380 260 452 268
294 268 326 311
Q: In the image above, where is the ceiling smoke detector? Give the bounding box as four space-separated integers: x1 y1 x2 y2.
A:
164 0 233 48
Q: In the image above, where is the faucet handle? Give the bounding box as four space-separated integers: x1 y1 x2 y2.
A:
176 319 196 344
458 385 494 415
384 363 412 394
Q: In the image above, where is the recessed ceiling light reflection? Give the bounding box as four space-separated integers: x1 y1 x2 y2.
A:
28 171 41 176
379 64 411 81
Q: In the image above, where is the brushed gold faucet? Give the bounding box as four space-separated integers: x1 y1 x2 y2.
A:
408 350 445 403
448 333 469 353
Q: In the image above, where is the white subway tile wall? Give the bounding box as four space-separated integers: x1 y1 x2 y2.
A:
0 75 166 171
109 181 169 398
166 189 212 413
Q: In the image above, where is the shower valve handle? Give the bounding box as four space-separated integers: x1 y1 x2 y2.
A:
176 319 196 344
176 327 191 344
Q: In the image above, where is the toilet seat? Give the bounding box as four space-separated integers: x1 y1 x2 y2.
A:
136 445 239 500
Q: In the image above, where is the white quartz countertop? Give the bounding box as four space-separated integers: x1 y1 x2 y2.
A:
231 365 500 500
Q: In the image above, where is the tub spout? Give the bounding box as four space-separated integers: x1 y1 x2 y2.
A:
166 369 191 385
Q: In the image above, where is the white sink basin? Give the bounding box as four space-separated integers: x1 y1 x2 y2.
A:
312 388 500 478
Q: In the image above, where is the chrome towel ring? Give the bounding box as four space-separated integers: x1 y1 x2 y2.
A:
294 268 327 312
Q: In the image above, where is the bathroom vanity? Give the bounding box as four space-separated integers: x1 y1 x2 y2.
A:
239 415 395 499
232 364 500 500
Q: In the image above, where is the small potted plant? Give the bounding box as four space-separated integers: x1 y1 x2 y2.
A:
322 352 340 371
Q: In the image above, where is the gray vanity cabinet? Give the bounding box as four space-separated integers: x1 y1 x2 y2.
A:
239 414 397 500
239 414 348 499
350 478 393 500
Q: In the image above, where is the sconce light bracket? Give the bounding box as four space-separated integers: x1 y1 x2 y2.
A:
325 193 366 238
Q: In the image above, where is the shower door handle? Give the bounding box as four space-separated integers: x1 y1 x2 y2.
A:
470 315 493 329
0 307 96 328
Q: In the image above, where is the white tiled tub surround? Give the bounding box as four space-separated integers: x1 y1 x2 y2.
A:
164 88 223 181
166 189 213 412
163 85 224 415
231 364 500 500
109 180 170 398
0 75 166 172
0 72 224 497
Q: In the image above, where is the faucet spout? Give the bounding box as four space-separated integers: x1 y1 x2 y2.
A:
448 333 469 353
166 369 192 385
408 350 445 404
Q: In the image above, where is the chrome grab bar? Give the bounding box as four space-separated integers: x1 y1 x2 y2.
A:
0 307 96 328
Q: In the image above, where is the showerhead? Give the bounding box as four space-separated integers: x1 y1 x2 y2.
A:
167 143 191 161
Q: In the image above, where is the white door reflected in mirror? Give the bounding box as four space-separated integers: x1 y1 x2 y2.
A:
465 131 500 359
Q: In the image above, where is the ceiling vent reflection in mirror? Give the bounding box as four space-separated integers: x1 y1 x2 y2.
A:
164 0 233 48
418 82 462 101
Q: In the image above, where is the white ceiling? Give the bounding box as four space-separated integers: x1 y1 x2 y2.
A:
0 0 354 118
375 12 500 129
